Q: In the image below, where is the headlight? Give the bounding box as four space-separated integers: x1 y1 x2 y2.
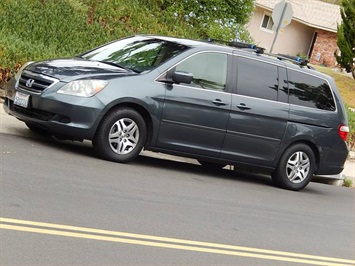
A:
57 80 108 97
15 62 34 80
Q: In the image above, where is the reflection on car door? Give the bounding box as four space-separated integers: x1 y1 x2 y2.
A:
157 52 232 157
221 56 289 167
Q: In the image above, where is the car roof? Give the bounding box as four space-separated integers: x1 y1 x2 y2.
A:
137 35 332 80
138 34 233 49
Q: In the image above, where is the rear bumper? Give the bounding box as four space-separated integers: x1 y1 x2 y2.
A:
315 144 349 175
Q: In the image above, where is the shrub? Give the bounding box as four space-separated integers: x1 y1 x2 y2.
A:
346 106 355 150
343 177 353 188
0 0 254 87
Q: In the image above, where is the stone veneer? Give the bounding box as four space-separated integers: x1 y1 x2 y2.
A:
309 29 339 67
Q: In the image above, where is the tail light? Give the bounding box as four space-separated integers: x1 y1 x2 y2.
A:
338 124 349 141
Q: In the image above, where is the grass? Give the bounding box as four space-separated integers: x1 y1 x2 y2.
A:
343 177 353 188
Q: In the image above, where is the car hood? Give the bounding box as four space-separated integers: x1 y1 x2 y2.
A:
25 58 135 82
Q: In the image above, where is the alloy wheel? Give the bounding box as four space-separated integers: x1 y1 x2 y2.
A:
286 151 310 184
109 118 139 155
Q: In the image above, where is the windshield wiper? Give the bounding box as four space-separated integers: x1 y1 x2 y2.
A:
99 61 138 73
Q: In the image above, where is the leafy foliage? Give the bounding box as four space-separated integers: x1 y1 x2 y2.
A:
335 0 355 78
147 0 254 41
0 0 254 87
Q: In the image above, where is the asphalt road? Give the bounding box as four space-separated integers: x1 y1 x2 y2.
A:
0 111 354 265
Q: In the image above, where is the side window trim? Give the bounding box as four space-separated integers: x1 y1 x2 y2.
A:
233 55 280 102
278 66 289 103
156 51 234 94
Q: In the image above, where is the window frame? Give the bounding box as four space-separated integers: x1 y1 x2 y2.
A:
233 55 281 102
157 51 234 94
286 68 337 112
260 12 274 33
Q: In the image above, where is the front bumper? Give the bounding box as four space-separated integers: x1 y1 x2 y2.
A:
3 79 105 140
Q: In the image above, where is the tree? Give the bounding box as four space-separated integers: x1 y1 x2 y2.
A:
150 0 255 41
335 0 355 79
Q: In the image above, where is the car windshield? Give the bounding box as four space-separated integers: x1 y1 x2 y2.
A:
81 36 189 73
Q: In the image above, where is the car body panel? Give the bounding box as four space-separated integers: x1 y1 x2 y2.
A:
2 35 349 180
157 84 232 157
222 95 289 167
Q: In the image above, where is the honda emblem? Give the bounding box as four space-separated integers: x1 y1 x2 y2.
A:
26 79 35 88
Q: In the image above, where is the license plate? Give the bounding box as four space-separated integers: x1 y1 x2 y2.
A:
14 92 30 108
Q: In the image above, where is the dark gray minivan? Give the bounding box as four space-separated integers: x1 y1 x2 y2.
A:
3 35 349 190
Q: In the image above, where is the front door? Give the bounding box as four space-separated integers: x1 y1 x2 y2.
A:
157 52 232 158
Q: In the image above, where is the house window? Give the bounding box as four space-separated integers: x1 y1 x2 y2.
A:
261 13 274 31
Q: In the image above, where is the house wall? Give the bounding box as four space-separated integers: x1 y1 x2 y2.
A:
248 7 315 56
309 30 339 67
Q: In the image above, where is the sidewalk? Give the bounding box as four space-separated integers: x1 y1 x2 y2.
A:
1 105 354 187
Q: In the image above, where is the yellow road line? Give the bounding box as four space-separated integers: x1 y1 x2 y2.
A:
0 217 354 266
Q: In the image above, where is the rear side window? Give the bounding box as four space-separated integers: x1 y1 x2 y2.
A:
288 70 336 111
236 57 278 101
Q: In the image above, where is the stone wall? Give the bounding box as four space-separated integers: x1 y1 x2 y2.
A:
309 29 339 67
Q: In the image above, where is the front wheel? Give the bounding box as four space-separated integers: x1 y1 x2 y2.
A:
93 108 147 163
272 143 316 191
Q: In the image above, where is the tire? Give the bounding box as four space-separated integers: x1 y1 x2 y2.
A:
198 160 226 169
25 122 51 136
93 108 147 163
272 143 316 191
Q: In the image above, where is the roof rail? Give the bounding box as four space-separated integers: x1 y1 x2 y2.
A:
276 54 309 67
205 38 265 54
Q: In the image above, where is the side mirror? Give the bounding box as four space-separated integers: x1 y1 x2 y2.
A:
172 71 193 84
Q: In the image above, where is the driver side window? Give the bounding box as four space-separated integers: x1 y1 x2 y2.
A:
175 52 227 91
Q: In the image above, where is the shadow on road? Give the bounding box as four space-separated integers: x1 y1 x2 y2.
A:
2 130 324 191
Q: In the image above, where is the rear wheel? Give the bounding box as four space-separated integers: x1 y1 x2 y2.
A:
272 143 316 191
198 160 226 169
93 108 147 163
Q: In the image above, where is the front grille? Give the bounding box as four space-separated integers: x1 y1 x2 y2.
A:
18 70 58 94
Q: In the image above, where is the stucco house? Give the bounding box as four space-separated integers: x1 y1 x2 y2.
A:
247 0 341 67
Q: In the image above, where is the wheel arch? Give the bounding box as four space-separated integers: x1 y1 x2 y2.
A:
95 101 155 146
278 140 320 172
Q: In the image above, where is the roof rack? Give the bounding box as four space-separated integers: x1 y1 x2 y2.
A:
276 54 309 67
205 38 265 54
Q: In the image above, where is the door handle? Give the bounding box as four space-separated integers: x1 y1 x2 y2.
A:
212 99 227 106
236 103 251 110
